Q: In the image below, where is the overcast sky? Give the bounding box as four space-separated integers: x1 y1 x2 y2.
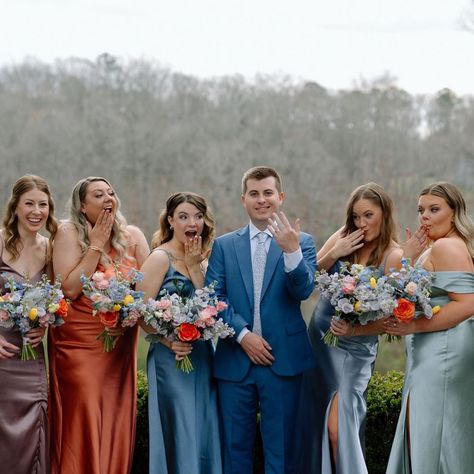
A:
1 0 473 94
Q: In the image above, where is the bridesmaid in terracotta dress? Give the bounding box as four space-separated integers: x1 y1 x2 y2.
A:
48 177 149 474
0 175 58 474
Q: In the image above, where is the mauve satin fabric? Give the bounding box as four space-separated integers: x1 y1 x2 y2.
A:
0 264 49 474
48 256 139 474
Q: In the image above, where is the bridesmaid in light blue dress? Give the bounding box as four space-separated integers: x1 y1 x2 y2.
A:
297 183 403 474
385 182 474 474
137 192 221 474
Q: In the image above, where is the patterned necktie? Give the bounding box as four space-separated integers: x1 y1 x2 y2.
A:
252 232 268 335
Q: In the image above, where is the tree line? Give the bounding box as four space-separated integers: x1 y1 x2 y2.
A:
1 54 473 246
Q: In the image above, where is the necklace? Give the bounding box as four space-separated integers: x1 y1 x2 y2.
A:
167 251 185 262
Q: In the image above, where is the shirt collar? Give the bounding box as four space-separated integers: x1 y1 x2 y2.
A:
248 221 272 240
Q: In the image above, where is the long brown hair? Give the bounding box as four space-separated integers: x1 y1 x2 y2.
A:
2 174 58 260
420 182 474 258
342 183 398 267
151 192 215 249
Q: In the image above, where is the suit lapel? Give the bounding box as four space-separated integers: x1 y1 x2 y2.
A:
261 237 282 299
233 226 253 305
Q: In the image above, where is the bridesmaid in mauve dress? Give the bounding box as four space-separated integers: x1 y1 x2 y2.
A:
48 177 149 474
297 183 405 474
385 182 474 474
137 192 222 474
0 175 58 474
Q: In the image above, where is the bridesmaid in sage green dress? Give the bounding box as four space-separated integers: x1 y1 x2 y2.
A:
385 182 474 474
137 192 222 474
297 183 404 474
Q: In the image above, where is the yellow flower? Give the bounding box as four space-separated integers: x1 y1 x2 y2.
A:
354 301 361 312
48 303 59 313
0 296 4 302
432 305 441 315
123 295 134 306
113 303 122 312
370 277 377 289
29 308 39 320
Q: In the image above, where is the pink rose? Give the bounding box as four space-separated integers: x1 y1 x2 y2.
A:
90 293 110 304
342 276 356 294
216 301 228 312
96 279 110 290
122 310 139 327
39 315 51 327
1 293 11 301
198 307 216 327
156 299 171 310
205 305 217 316
92 272 106 282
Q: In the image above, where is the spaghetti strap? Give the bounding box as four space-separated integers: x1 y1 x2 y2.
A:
152 248 173 263
381 245 402 273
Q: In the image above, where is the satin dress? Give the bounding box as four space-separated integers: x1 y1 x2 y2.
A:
48 251 139 474
0 257 49 474
386 272 474 474
297 261 379 474
147 261 222 474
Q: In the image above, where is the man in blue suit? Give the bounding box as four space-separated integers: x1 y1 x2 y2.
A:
206 166 316 474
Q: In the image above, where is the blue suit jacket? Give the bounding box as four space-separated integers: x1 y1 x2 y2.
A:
206 225 317 382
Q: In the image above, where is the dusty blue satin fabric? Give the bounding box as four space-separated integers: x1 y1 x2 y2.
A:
147 265 222 474
386 271 474 474
296 261 378 474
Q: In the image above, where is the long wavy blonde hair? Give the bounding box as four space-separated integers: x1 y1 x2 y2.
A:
420 182 474 258
2 174 58 261
66 177 134 266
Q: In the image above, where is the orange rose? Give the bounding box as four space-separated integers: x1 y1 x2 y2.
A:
56 299 69 318
394 298 415 323
99 311 119 328
177 323 200 342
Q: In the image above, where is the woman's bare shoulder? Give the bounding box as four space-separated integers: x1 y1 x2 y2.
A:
431 237 473 271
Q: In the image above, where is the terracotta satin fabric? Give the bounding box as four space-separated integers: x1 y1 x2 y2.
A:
48 255 139 474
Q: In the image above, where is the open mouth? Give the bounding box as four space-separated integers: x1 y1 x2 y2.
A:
27 217 43 225
103 206 113 213
185 230 198 239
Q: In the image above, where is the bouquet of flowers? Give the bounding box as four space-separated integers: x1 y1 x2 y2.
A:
0 274 68 360
143 281 234 373
315 263 398 346
384 258 438 341
80 268 146 352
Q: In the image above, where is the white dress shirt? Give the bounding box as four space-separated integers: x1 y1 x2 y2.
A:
237 221 303 342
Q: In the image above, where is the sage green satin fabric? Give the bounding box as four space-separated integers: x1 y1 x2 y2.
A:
387 272 474 474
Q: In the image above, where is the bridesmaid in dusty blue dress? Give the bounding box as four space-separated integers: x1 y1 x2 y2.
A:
297 183 405 474
137 192 222 474
385 182 474 474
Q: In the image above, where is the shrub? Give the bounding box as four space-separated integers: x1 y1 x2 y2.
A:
366 370 404 474
132 370 149 474
132 369 404 474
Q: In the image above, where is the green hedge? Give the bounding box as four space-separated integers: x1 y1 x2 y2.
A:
132 370 404 474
